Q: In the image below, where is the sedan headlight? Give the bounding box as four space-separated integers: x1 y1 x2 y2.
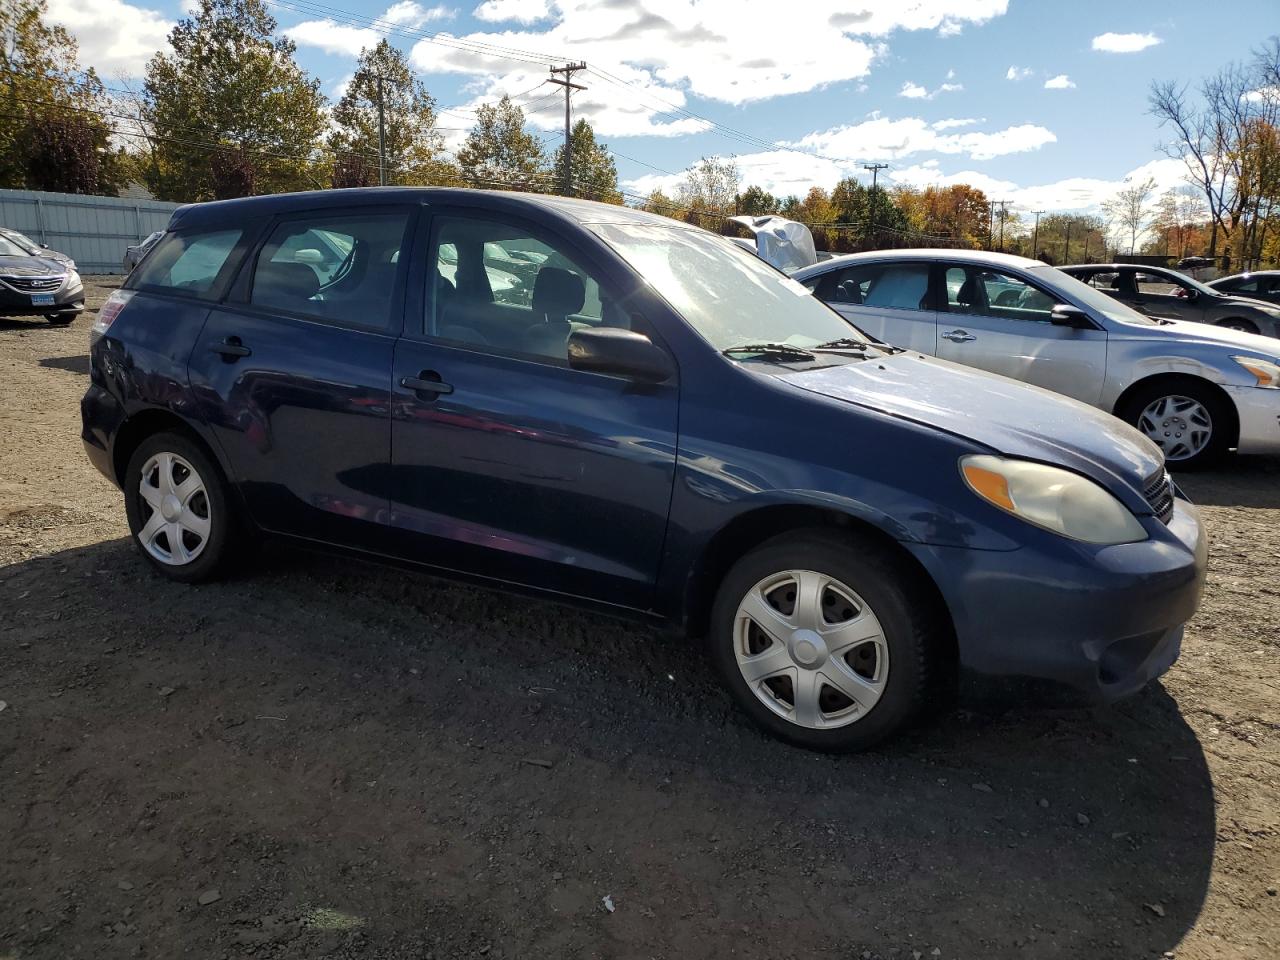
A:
1232 355 1280 388
960 455 1148 545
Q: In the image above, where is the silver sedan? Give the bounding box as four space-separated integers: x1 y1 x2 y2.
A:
793 249 1280 468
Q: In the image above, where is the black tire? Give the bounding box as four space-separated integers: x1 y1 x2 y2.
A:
708 529 944 752
123 431 244 583
44 314 74 326
1218 318 1258 334
1117 377 1234 470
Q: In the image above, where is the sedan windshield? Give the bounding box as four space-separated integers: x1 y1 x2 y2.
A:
0 236 29 257
1032 265 1159 326
589 222 870 352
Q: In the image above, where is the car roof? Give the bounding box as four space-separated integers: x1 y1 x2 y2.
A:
167 187 684 232
793 247 1045 278
1060 263 1173 272
1213 270 1280 281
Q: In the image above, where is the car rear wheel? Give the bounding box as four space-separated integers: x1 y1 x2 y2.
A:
1119 379 1232 470
708 530 939 752
124 432 243 582
1218 318 1258 334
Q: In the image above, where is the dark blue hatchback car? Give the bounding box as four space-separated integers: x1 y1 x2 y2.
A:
82 188 1207 751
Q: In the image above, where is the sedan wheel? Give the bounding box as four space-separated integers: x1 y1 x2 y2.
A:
1136 394 1213 463
136 451 212 565
734 569 888 729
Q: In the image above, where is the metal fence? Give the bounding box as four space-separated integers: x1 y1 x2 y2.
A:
0 189 181 274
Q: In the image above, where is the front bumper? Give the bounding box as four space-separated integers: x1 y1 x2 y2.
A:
905 497 1207 701
1226 384 1280 455
0 281 84 317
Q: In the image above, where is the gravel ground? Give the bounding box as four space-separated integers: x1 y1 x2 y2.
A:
1 278 1277 959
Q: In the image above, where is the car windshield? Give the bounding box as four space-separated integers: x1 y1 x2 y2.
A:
588 221 870 353
0 235 29 257
1034 265 1160 326
1160 269 1224 298
1 230 38 254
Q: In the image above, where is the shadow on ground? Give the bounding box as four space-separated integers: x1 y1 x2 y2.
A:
0 537 1215 959
1177 454 1280 508
38 353 90 376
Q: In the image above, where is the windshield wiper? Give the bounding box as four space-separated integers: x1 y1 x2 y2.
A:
812 338 872 351
722 342 816 362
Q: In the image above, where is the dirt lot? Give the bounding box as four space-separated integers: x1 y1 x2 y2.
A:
1 278 1278 959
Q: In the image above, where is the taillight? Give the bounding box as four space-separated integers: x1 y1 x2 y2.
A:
91 289 134 338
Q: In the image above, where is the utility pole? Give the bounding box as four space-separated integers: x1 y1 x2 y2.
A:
1064 220 1073 264
1031 210 1043 257
376 73 387 186
992 200 1011 252
863 162 889 246
549 62 587 196
988 201 995 251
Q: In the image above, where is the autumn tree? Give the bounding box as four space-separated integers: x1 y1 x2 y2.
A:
328 39 451 187
141 0 328 200
0 0 119 193
1103 176 1158 255
677 156 740 228
641 188 678 217
456 95 547 191
552 118 621 202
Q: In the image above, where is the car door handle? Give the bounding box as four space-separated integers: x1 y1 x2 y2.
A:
211 337 251 359
400 373 453 396
941 329 976 343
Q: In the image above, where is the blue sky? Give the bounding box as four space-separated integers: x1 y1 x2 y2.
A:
47 0 1279 213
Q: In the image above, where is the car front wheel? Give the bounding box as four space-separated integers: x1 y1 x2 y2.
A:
709 530 940 752
124 432 243 582
1119 379 1232 470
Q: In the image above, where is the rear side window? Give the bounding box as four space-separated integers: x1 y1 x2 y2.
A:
249 212 410 329
812 262 930 311
130 228 243 297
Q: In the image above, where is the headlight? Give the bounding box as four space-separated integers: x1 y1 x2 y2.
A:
1233 355 1280 388
960 455 1148 545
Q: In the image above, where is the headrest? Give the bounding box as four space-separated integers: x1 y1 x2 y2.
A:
956 276 981 305
532 267 586 317
257 260 319 301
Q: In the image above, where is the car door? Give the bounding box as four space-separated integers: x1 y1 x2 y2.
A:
386 207 680 609
1131 270 1199 322
934 264 1108 404
805 260 937 353
188 206 415 548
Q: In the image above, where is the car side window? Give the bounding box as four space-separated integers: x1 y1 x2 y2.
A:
944 266 1058 321
1230 277 1258 292
1085 271 1122 291
129 228 243 298
811 262 929 311
1134 272 1184 298
426 215 622 364
249 212 410 329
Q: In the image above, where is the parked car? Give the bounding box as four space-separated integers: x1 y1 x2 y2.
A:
1208 270 1280 307
795 249 1280 468
123 230 164 274
1060 263 1280 337
0 227 75 270
0 231 84 324
82 189 1205 751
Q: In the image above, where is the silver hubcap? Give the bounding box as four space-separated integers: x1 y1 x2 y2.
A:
1137 395 1213 461
137 452 211 565
734 570 889 730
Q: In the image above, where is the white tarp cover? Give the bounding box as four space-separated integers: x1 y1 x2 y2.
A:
728 215 818 273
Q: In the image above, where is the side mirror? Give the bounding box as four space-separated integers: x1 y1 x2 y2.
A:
568 327 674 382
1184 287 1199 301
1050 304 1094 329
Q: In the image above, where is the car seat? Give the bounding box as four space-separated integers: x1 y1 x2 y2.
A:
523 267 586 357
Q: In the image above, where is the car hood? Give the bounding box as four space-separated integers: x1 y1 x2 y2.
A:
0 255 69 276
1120 316 1280 356
776 352 1164 497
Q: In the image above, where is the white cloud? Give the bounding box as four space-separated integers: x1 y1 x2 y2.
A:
473 0 551 22
1005 65 1033 81
932 117 983 130
889 156 1188 212
285 21 383 57
792 116 1056 162
45 0 173 77
899 78 964 99
383 2 454 27
1044 74 1075 90
1091 32 1162 53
